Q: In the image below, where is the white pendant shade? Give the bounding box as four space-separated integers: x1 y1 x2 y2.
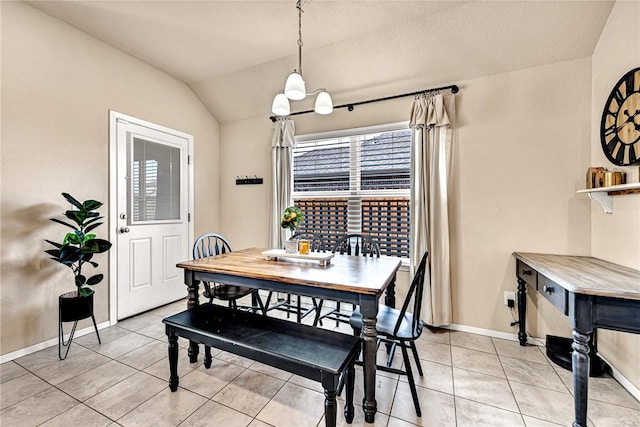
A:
271 2 332 117
272 93 291 116
284 72 306 100
314 91 333 115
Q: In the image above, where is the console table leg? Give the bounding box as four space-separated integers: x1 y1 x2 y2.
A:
572 329 590 427
517 278 527 346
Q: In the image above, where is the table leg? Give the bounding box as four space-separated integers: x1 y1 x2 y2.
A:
570 293 593 427
186 274 200 363
517 278 527 346
572 328 591 427
359 298 379 423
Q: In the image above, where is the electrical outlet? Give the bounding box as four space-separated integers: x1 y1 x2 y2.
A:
504 291 516 306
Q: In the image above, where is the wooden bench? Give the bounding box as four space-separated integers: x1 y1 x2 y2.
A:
163 304 360 427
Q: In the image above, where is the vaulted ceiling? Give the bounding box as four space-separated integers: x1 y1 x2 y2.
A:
26 1 614 122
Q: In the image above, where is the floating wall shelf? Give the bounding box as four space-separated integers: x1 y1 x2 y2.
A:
577 182 640 214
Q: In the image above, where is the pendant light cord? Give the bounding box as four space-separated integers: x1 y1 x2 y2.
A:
296 0 304 75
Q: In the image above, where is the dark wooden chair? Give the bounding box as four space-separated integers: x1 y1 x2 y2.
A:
264 232 324 322
193 233 263 312
350 251 429 417
314 234 380 327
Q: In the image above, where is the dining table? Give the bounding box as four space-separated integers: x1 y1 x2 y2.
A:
176 247 402 423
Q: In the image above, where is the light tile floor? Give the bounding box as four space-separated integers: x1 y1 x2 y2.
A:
1 297 638 427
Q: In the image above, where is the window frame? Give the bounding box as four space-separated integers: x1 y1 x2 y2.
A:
293 122 411 264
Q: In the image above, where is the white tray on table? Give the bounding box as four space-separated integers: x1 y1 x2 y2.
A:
261 249 335 266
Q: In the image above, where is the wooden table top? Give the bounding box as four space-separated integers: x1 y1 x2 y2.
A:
178 247 402 296
513 252 640 300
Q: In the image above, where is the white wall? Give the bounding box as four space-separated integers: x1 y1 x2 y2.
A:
0 2 220 355
590 0 640 389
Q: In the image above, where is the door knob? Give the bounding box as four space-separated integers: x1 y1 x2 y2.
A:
120 227 130 233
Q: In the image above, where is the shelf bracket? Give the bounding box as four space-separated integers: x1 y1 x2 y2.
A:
587 191 613 214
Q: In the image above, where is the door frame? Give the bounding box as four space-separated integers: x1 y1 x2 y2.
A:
108 110 194 325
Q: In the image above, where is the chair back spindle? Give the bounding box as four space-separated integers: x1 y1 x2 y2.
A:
194 233 232 260
393 252 428 338
291 232 325 252
332 234 380 258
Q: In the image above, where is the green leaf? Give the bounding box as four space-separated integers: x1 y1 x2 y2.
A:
86 274 103 286
83 200 103 211
63 232 81 245
81 241 98 253
88 261 98 268
62 193 83 210
84 216 103 226
75 275 86 287
82 238 112 254
44 249 61 258
84 222 102 233
78 287 92 296
83 234 97 244
50 218 77 230
60 246 82 265
45 239 63 249
65 210 87 226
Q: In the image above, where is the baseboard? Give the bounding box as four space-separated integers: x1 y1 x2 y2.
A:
0 321 112 364
596 352 640 402
446 323 639 402
446 323 545 346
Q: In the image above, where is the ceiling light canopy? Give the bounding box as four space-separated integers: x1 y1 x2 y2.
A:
271 0 333 117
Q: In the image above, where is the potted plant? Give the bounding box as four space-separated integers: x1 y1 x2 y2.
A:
45 193 112 359
281 205 303 253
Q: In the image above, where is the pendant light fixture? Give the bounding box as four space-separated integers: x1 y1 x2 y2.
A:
271 0 333 117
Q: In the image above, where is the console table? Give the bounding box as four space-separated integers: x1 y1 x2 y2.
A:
513 252 640 427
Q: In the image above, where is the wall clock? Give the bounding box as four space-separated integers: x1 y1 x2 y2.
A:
600 67 640 166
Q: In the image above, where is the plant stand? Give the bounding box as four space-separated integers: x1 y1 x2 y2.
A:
58 291 101 360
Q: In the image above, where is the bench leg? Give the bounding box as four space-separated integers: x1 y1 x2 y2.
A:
204 346 212 369
168 333 179 392
321 373 339 427
344 359 355 424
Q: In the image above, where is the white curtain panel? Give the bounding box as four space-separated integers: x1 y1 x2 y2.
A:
269 118 295 249
409 93 455 327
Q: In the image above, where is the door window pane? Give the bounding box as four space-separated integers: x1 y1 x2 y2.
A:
131 137 181 222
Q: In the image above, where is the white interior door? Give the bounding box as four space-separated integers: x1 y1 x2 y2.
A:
111 113 192 320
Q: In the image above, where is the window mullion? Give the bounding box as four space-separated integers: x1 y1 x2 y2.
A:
348 136 361 234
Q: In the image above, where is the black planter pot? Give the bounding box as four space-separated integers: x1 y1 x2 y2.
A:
59 291 94 322
59 290 101 360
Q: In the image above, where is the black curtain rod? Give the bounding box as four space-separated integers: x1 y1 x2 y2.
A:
269 84 459 122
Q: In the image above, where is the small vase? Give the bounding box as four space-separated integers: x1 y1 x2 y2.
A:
285 238 299 254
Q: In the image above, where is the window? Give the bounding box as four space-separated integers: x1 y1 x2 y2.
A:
293 124 411 258
131 137 181 222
